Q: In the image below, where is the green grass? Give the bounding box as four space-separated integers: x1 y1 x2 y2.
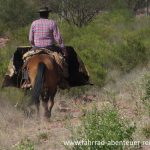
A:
70 106 136 150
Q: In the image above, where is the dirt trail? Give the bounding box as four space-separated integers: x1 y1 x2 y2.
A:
1 64 150 149
0 94 83 150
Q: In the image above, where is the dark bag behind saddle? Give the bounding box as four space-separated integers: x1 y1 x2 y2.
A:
65 46 90 87
2 46 32 88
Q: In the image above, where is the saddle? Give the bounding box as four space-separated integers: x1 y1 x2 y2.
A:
22 48 68 78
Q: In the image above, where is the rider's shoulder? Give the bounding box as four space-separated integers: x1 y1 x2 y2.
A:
31 19 40 25
48 19 58 26
49 19 55 23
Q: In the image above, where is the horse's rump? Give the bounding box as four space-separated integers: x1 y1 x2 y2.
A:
32 62 46 104
27 53 61 88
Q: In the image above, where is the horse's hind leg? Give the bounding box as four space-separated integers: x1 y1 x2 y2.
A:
41 88 57 119
48 88 57 118
42 100 50 118
41 89 51 118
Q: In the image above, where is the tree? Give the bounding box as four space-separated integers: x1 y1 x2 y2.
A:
124 0 147 12
48 0 113 27
146 0 149 16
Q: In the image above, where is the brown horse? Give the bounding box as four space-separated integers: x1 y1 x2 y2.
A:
26 53 61 119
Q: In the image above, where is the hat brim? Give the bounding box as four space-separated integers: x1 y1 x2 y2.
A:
37 10 52 13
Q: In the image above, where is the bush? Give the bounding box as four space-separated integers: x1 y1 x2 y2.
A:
143 76 150 101
0 0 37 34
70 106 136 150
142 75 150 116
142 124 150 139
38 132 48 141
15 138 34 150
112 34 147 72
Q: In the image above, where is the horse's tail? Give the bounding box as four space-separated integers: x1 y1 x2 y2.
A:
32 63 46 104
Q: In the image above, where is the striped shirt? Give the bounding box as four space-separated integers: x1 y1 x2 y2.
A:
29 18 64 48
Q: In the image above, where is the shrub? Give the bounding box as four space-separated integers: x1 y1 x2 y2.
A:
15 138 34 150
142 124 150 139
70 106 136 150
142 75 150 116
143 76 150 101
113 34 147 72
0 0 37 34
38 132 48 141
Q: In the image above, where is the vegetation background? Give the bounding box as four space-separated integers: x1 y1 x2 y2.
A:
0 0 150 149
0 0 149 86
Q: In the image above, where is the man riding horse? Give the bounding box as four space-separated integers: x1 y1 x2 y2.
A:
2 7 91 119
2 6 90 89
22 7 68 88
29 7 67 54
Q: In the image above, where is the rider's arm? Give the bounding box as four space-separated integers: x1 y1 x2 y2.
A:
29 23 35 46
52 21 68 56
52 21 64 49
